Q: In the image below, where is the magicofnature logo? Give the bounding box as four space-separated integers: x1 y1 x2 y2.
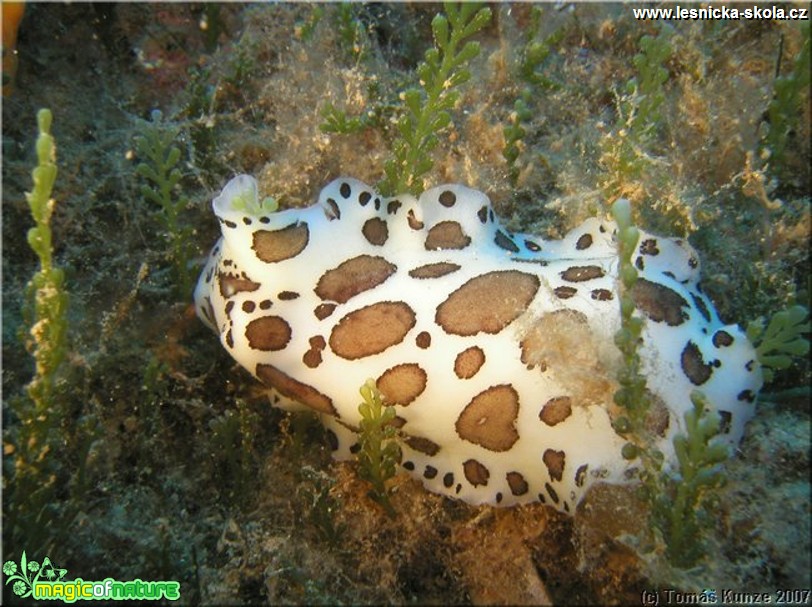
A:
3 551 67 598
3 551 180 602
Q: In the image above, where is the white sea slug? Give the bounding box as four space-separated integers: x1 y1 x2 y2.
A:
194 175 762 512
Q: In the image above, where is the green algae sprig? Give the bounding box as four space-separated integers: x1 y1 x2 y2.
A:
9 108 71 552
502 93 533 185
135 110 196 299
503 8 563 185
23 108 69 420
611 198 652 454
599 24 673 203
747 305 810 384
651 391 730 568
357 379 401 518
379 3 492 196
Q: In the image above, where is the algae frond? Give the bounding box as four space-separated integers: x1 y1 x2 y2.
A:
356 379 401 518
135 110 196 299
379 2 492 196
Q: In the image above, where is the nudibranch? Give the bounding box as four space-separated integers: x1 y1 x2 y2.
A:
194 175 762 512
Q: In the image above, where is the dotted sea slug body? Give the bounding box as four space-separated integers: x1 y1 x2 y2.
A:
194 175 763 511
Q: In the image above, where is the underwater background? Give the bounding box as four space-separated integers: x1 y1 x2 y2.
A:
2 3 809 605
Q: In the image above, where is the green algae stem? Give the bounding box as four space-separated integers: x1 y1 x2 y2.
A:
357 379 401 518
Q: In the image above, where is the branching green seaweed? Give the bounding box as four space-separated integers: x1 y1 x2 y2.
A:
651 391 729 568
320 101 367 135
356 379 401 518
208 399 261 507
296 465 344 547
747 304 810 384
611 198 652 455
223 40 259 94
317 3 490 194
600 25 673 203
135 110 196 299
627 27 672 141
612 199 727 569
517 9 563 91
336 2 370 64
319 82 392 137
7 109 71 553
379 2 491 196
502 92 533 185
22 109 69 415
503 9 563 184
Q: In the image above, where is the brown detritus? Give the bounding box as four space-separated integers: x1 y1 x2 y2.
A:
520 310 619 408
452 507 554 605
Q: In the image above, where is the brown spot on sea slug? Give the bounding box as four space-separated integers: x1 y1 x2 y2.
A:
329 302 416 360
632 278 689 326
245 316 292 351
362 218 389 246
436 271 539 336
681 340 714 385
539 396 572 426
454 346 486 379
543 449 565 482
256 363 336 415
408 262 461 279
376 363 427 405
463 459 490 487
455 385 520 452
315 255 396 304
252 223 309 263
507 471 529 496
424 221 471 250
